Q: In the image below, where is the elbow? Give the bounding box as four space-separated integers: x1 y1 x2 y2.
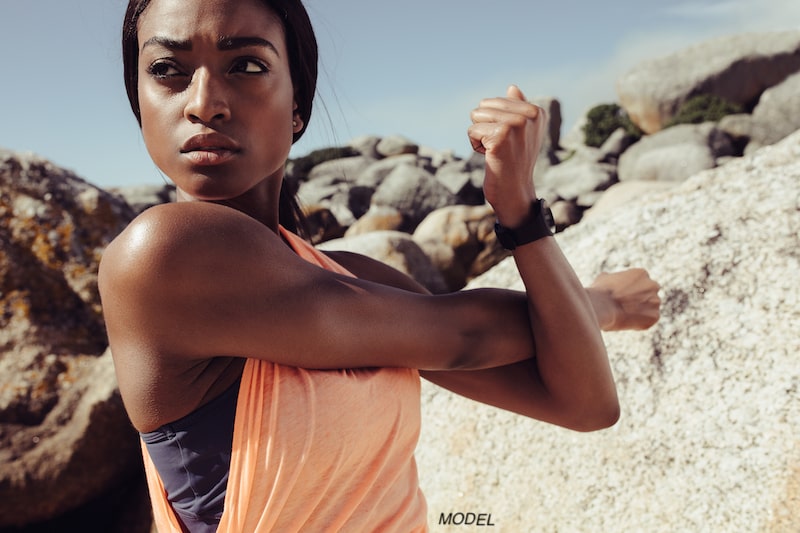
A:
568 397 620 432
586 402 621 432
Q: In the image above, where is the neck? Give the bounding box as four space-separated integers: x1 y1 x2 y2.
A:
175 179 282 232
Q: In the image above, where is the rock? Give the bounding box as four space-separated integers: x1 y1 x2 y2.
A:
575 190 605 209
549 199 582 230
416 130 800 532
531 96 563 151
296 155 379 227
0 151 134 356
0 150 139 527
541 159 617 201
0 350 141 528
746 70 800 154
418 146 458 169
356 154 420 189
370 163 458 232
623 143 716 183
435 159 485 206
617 30 800 133
308 154 375 183
376 135 419 157
617 123 734 182
412 205 504 291
347 135 382 159
109 184 174 215
582 180 677 221
560 109 590 151
302 204 346 244
318 231 448 294
345 205 404 237
598 127 637 163
718 113 754 154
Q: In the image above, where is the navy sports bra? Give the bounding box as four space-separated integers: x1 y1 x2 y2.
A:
140 378 240 533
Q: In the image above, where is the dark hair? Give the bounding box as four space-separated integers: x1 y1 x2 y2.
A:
122 0 316 236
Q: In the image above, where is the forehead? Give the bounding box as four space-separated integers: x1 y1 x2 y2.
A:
138 0 285 48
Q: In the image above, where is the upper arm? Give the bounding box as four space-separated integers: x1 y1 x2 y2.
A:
99 203 527 372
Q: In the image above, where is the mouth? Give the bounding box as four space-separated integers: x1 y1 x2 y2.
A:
180 134 241 166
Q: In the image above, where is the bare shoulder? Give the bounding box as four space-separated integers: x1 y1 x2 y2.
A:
102 202 269 275
100 203 289 305
98 202 289 369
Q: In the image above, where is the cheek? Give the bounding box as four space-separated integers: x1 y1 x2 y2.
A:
138 88 174 164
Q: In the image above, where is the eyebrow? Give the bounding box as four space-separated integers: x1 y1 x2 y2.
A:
219 36 279 55
141 36 192 51
141 35 279 56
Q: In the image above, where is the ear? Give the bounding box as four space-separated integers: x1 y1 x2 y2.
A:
292 101 303 133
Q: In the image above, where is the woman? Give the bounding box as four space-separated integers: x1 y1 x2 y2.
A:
99 0 661 531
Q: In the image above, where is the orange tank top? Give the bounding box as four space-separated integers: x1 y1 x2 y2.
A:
141 227 428 532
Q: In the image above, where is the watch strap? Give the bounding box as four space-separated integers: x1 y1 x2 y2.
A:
494 199 555 250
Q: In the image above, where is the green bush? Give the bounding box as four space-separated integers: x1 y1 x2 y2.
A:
666 94 743 127
582 104 642 148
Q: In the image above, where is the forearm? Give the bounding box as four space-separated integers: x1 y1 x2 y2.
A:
512 237 619 429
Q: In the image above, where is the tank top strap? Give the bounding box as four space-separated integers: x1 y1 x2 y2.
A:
278 226 355 278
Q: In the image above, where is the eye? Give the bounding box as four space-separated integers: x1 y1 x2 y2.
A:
147 60 183 79
230 58 268 75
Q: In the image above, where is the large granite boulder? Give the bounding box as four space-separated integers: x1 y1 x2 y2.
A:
746 70 800 154
617 122 735 182
583 180 677 221
415 131 800 531
616 30 800 133
0 150 142 528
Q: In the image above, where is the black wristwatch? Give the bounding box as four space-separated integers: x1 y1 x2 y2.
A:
494 199 555 250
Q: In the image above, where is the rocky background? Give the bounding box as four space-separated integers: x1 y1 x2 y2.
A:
1 30 799 532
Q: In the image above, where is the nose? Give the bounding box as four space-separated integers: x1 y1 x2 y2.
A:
183 69 231 124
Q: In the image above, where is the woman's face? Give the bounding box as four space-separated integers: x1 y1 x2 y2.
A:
136 0 301 201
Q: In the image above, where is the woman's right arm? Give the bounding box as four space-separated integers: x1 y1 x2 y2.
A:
98 201 537 372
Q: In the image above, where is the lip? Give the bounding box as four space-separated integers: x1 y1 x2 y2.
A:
180 133 241 166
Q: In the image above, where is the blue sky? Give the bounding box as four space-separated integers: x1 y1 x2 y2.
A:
1 0 798 188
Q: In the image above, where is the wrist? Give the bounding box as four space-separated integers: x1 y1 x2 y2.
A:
586 287 617 331
494 199 555 250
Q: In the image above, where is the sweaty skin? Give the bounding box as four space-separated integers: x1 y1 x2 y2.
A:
100 0 660 436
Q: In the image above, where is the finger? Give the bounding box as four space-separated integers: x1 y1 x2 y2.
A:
467 122 502 153
474 98 541 120
468 120 522 155
507 84 526 101
469 136 485 154
470 106 532 128
467 124 485 153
